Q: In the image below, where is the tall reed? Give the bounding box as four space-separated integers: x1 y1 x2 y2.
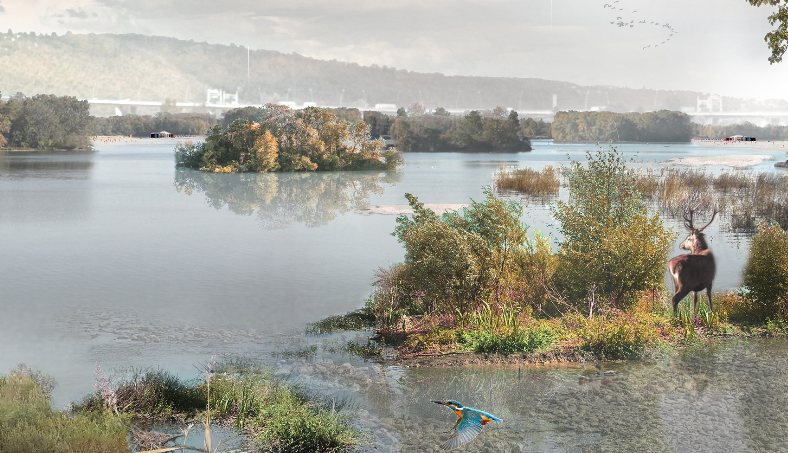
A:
495 165 560 196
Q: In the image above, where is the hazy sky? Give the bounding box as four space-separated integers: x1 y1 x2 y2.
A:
2 0 788 100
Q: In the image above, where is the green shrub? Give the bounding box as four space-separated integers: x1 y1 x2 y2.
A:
75 369 204 419
742 222 788 321
568 309 668 359
0 375 131 453
461 325 555 355
390 188 555 317
305 309 377 335
206 366 365 453
551 146 675 310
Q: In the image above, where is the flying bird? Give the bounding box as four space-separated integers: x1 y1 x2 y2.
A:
432 401 503 450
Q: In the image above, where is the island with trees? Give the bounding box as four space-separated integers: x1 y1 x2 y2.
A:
550 110 692 142
365 105 531 152
175 104 402 172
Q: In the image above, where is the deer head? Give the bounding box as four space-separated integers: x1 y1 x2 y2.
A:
679 208 718 253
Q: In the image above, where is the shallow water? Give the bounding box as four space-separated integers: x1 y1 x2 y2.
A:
319 337 788 452
1 140 786 432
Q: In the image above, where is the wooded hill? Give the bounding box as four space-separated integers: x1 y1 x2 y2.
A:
3 30 788 115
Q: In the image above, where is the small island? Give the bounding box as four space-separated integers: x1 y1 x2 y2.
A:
309 146 788 367
175 104 402 172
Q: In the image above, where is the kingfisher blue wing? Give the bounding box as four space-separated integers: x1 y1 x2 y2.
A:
439 416 484 450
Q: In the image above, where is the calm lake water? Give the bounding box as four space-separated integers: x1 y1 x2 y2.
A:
2 140 787 451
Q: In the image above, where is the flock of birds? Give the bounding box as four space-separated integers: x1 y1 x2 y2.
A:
602 0 678 49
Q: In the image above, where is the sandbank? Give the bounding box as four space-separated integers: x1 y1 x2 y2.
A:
662 154 775 168
358 204 469 215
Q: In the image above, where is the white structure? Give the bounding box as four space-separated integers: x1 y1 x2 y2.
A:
697 94 723 113
206 89 239 106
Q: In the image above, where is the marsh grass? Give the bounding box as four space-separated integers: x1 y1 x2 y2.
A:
0 374 131 453
75 359 365 453
207 362 365 453
497 165 788 232
74 368 204 422
494 165 560 196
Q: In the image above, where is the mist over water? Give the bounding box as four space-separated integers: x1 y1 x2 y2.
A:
0 140 785 415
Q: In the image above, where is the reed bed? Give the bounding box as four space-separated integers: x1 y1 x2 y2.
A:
632 168 788 233
495 165 560 196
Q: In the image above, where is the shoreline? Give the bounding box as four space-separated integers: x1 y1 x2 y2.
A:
693 139 788 152
380 331 773 369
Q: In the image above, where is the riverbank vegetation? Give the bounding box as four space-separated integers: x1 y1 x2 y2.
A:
91 112 215 137
174 104 402 172
0 367 131 452
328 147 788 363
0 93 92 150
2 358 364 453
693 121 788 141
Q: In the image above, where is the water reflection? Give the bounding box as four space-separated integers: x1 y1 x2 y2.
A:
0 151 93 179
173 169 402 229
0 151 94 224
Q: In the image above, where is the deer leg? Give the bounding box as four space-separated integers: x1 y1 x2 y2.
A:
707 284 713 312
672 288 690 316
692 291 698 315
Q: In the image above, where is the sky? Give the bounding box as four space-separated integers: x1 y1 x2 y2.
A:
1 0 787 101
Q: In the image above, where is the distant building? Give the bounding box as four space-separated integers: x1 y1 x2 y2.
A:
723 135 756 142
150 131 174 138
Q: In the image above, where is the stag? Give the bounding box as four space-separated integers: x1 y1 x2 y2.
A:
668 208 718 316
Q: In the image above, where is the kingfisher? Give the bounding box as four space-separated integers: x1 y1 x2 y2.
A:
431 400 503 450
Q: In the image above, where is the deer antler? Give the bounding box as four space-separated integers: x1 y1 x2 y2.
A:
697 207 719 232
683 208 695 231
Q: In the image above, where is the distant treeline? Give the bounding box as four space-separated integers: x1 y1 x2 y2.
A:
91 113 215 137
364 105 531 152
176 104 401 172
0 93 91 149
551 110 693 142
693 122 788 141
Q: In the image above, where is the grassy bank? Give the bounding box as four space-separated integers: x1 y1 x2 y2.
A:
313 289 788 367
0 373 130 452
3 359 365 453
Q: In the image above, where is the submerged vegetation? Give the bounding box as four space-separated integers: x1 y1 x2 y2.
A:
632 167 788 233
174 104 402 172
347 146 788 362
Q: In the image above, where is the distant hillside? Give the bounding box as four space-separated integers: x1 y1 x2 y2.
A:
2 30 787 116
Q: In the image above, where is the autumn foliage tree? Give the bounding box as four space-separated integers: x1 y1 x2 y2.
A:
175 104 402 172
